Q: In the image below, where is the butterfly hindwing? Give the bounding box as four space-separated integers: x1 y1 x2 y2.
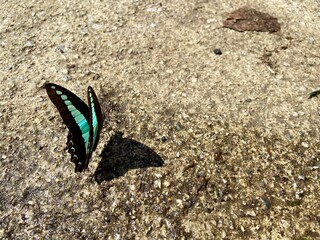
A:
46 83 97 172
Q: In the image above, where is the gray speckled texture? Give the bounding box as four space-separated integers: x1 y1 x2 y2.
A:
0 0 319 239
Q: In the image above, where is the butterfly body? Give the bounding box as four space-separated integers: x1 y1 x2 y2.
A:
45 83 103 172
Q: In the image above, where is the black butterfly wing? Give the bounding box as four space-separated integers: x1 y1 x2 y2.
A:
87 86 104 156
45 83 91 172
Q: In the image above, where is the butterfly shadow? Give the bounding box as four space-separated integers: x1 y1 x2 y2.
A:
93 131 164 184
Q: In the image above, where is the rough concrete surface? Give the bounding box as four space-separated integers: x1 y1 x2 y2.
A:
0 0 319 239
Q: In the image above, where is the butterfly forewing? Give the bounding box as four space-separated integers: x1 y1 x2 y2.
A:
45 83 92 172
87 86 104 156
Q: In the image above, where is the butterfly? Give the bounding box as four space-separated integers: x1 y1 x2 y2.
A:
45 83 103 172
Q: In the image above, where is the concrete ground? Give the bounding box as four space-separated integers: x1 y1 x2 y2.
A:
0 0 319 239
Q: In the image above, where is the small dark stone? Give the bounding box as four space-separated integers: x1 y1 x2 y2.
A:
213 48 222 55
161 136 167 142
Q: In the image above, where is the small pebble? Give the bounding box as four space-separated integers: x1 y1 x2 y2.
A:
261 197 271 209
175 122 182 130
92 23 103 30
176 199 183 208
56 45 65 53
62 75 71 81
246 210 256 217
154 179 161 188
23 41 35 49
